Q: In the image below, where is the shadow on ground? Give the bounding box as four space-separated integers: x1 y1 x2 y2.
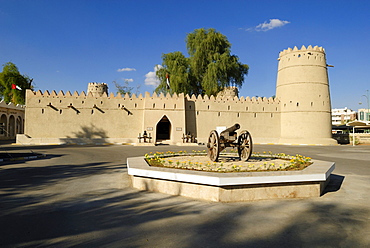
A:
0 189 368 247
322 174 345 195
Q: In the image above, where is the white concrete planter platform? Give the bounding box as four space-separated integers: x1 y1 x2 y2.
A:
127 157 335 202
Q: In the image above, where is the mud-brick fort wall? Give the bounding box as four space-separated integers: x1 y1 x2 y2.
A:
21 89 279 144
23 90 145 143
186 95 280 144
19 45 336 145
22 90 189 144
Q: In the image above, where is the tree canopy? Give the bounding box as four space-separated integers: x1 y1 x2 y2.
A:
114 79 140 96
155 28 249 96
0 62 33 105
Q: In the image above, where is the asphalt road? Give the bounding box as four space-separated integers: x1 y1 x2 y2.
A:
0 144 369 247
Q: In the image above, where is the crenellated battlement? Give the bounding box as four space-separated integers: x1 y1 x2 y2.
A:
277 45 327 70
26 89 279 104
185 94 279 104
279 45 325 57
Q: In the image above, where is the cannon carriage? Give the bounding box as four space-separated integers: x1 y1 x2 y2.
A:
207 123 253 162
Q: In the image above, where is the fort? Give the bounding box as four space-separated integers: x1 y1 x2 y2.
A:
17 45 337 145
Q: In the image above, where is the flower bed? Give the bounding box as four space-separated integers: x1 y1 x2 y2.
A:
145 150 312 173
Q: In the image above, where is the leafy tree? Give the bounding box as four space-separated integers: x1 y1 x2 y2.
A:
0 62 33 105
114 79 140 96
155 28 249 96
155 52 193 94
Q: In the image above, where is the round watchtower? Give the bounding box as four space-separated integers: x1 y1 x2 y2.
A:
276 45 336 145
87 82 108 97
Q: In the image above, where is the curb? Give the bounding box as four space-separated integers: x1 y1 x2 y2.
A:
254 143 339 146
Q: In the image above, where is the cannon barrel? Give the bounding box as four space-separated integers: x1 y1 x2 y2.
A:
220 123 240 136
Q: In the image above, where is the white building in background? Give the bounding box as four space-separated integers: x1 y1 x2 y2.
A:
332 107 357 125
358 108 370 122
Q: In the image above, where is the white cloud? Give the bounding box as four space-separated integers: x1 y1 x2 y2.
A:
145 65 162 87
117 68 136 72
253 19 290 32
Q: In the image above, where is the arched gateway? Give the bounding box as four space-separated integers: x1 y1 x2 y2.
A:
156 115 171 141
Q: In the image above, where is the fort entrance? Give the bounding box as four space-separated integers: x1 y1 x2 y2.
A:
156 115 171 141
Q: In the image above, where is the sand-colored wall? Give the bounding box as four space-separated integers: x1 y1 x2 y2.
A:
23 89 281 144
186 95 281 144
24 90 144 143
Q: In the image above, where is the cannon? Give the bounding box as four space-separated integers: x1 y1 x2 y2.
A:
207 123 253 162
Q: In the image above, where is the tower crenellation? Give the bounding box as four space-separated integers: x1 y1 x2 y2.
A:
277 45 326 71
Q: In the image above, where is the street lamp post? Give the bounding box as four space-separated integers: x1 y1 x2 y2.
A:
359 90 370 121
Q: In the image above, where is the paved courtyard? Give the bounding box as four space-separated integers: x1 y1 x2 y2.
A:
0 143 369 247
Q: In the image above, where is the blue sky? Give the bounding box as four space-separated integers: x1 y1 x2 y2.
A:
0 0 369 110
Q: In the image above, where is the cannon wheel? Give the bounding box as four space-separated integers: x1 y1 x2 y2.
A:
207 130 220 162
238 130 253 161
